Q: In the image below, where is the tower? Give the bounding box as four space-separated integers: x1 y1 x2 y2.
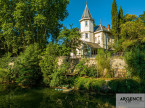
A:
79 3 94 42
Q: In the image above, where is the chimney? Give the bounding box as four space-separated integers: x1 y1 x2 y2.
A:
108 24 110 31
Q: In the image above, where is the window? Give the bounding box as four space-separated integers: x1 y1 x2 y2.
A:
108 37 110 42
98 36 100 44
85 21 88 26
85 33 88 38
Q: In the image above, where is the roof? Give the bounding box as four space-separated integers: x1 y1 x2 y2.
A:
81 4 93 20
94 24 109 32
83 41 102 49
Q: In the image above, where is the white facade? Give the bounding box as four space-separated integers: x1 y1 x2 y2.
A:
79 4 114 50
72 4 114 57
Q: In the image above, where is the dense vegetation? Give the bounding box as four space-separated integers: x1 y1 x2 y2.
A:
0 0 69 55
0 0 145 94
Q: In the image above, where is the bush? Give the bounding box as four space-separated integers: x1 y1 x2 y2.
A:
95 49 111 77
64 76 77 88
90 79 106 92
0 68 10 83
74 77 106 92
75 59 88 76
108 79 139 93
50 63 68 87
13 43 42 87
87 66 97 77
39 43 59 86
0 52 12 69
124 46 145 80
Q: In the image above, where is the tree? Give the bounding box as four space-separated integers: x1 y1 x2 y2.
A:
120 18 145 50
111 0 119 41
50 63 68 87
0 0 69 55
124 14 137 22
118 6 124 32
39 43 59 85
57 26 81 57
13 43 42 87
139 11 145 25
124 46 145 81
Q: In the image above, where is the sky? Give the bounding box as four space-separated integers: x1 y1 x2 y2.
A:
62 0 145 29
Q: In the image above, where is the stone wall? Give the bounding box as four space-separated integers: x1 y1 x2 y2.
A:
110 58 127 70
58 56 126 69
57 56 127 77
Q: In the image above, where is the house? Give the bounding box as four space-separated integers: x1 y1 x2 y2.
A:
71 3 114 57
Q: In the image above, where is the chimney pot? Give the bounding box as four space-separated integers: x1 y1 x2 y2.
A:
108 24 110 31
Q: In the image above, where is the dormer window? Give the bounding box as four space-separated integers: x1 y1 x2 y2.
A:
85 33 88 38
85 21 88 26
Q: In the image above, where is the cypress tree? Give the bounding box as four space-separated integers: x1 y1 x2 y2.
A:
118 6 124 29
111 0 119 41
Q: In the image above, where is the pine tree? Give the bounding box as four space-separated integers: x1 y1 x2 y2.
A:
111 0 119 41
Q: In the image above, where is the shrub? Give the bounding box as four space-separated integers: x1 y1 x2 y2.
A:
75 59 88 76
74 77 106 92
50 63 68 87
0 53 16 84
87 66 97 77
0 68 10 83
39 43 59 86
90 79 106 92
108 79 139 93
13 43 42 87
65 76 77 88
124 46 145 80
74 77 89 90
95 49 111 77
0 52 12 69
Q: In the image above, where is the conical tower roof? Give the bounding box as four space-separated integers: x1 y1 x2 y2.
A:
80 3 93 21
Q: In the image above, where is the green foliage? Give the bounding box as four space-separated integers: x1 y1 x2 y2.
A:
58 26 81 56
50 63 68 87
0 0 69 55
74 77 106 92
124 14 137 22
124 46 145 81
95 49 111 77
120 19 145 49
108 79 139 93
139 11 145 25
39 43 59 85
13 43 42 87
0 53 15 84
0 68 9 83
118 6 124 33
0 53 12 69
90 79 106 92
111 0 119 41
87 66 97 77
75 59 88 76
